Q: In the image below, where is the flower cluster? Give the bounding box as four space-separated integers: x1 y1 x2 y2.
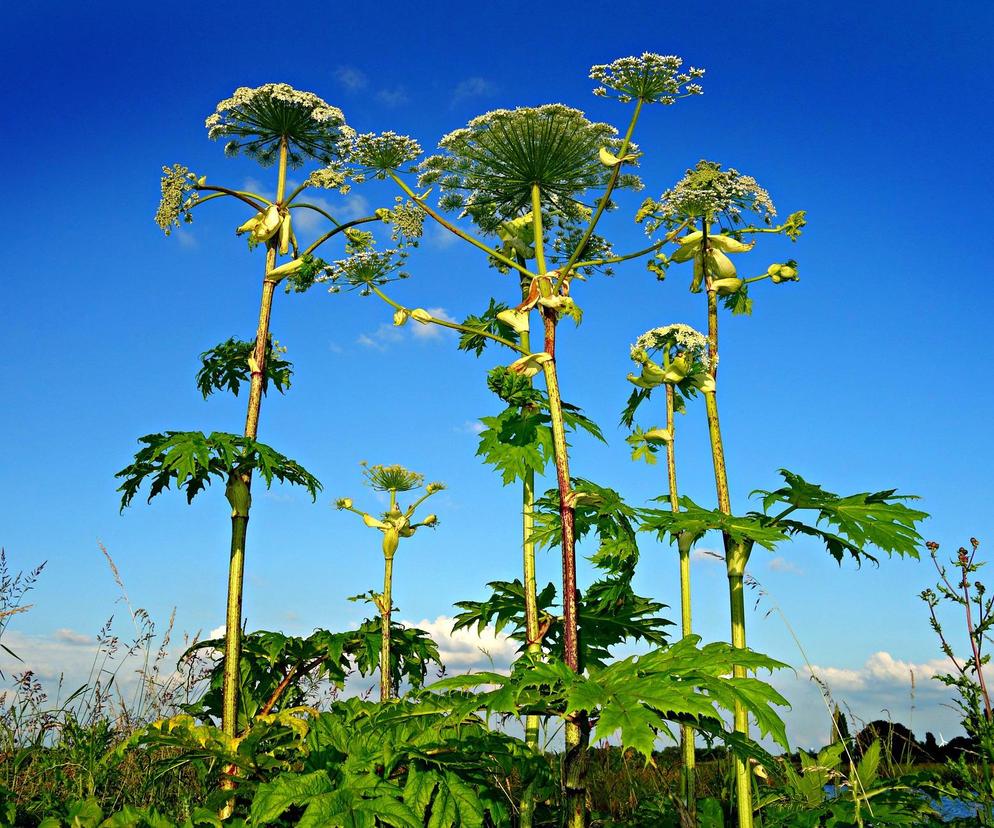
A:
350 132 422 177
318 249 410 296
639 160 776 232
376 197 425 246
627 323 713 398
418 104 637 232
205 83 353 168
590 53 705 105
155 164 200 235
305 165 352 194
362 463 424 493
632 323 709 368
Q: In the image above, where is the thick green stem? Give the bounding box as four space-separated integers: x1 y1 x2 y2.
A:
380 552 394 702
220 138 289 760
541 317 586 827
532 186 586 825
520 321 541 828
666 385 696 818
701 227 754 828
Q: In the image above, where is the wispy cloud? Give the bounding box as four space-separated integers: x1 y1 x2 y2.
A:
806 651 960 694
768 556 803 575
692 547 725 564
457 420 486 435
452 76 498 106
377 86 409 107
410 307 456 340
357 307 456 350
334 66 368 92
357 323 405 352
53 628 93 646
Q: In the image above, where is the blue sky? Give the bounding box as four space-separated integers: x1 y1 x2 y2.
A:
2 0 993 749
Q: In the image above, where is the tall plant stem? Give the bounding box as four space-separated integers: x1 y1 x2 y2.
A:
380 551 395 702
665 385 696 820
532 184 587 828
520 317 542 828
221 138 290 751
701 221 755 828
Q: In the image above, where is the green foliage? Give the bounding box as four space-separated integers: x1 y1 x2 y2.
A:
116 432 321 509
249 697 550 826
196 337 293 399
533 478 640 569
456 299 520 356
754 469 928 565
757 740 939 826
640 497 789 552
344 614 443 695
476 388 602 485
431 636 790 761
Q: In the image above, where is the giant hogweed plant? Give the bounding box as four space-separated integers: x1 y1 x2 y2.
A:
633 160 928 826
336 464 443 702
125 83 407 765
622 322 713 819
313 54 797 826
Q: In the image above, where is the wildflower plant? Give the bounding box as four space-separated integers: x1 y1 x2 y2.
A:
336 465 443 701
131 82 391 767
621 322 711 814
328 54 713 828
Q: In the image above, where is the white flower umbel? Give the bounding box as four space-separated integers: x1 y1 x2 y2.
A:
205 83 354 168
351 132 423 178
590 53 705 104
632 323 711 371
417 104 639 232
641 160 776 231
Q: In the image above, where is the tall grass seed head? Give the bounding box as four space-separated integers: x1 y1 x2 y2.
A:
205 83 354 167
590 53 705 104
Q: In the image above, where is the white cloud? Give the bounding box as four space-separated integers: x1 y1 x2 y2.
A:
427 223 458 249
334 66 368 91
806 651 958 694
377 86 409 107
174 229 197 249
357 308 456 350
452 77 498 105
410 307 456 340
402 615 518 671
457 420 486 435
357 323 405 351
692 547 724 564
768 556 803 575
53 628 92 645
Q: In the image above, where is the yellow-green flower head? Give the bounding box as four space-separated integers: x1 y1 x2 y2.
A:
350 132 423 178
205 83 354 168
305 165 351 195
426 482 446 494
362 463 425 493
631 323 712 375
317 249 410 296
640 160 776 231
590 53 705 105
379 197 425 247
417 104 641 232
155 164 199 234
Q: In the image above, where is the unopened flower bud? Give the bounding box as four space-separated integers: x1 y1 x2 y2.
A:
410 308 432 324
393 308 410 326
336 497 353 510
